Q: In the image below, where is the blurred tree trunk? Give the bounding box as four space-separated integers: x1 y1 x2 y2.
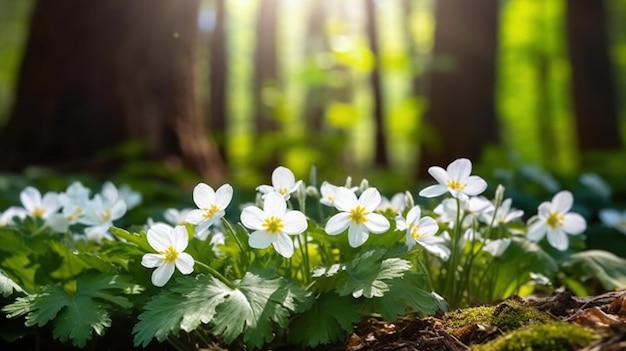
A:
565 0 622 155
417 0 500 178
252 0 280 172
253 0 280 134
303 0 328 134
364 0 388 167
0 0 225 183
208 0 228 163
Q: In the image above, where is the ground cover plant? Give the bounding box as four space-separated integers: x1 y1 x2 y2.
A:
1 158 626 350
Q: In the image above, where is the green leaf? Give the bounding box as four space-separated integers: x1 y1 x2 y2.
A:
133 272 307 349
369 271 444 320
337 248 412 298
560 250 626 291
288 292 363 348
3 273 134 348
0 269 23 297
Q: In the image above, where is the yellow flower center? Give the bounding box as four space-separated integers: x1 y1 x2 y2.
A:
161 246 179 263
409 223 422 240
67 208 82 222
278 187 289 196
349 206 368 225
32 207 46 218
101 209 112 222
263 216 284 234
203 204 220 219
446 180 466 191
546 211 564 228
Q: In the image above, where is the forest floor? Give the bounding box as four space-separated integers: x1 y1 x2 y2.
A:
311 289 626 351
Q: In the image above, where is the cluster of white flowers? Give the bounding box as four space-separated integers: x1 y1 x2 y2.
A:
0 181 141 243
1 158 596 288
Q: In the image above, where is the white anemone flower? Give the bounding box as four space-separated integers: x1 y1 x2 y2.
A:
20 186 61 219
186 183 233 240
598 209 626 235
483 238 512 257
325 187 390 247
377 193 406 215
320 181 340 207
141 223 194 287
256 166 303 200
164 208 193 226
527 191 586 251
0 207 27 226
240 192 307 258
419 158 487 201
396 206 449 260
481 198 524 226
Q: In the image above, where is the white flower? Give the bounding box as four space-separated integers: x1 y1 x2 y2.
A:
419 158 487 201
256 166 303 200
396 206 449 260
141 224 194 287
377 193 406 215
20 186 61 219
599 209 626 235
164 208 193 226
434 196 492 228
186 183 233 240
527 191 586 251
483 238 511 257
240 192 308 258
79 193 127 230
58 181 91 224
481 198 524 226
320 181 340 207
325 187 390 247
0 207 27 226
118 184 142 210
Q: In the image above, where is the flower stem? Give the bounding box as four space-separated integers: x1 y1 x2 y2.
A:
220 218 249 267
194 260 237 290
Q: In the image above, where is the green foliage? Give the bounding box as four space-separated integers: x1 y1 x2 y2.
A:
473 322 595 351
133 271 308 349
3 273 134 348
560 250 626 293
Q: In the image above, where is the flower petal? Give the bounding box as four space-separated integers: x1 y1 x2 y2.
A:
272 166 295 189
240 206 266 230
152 263 175 287
359 188 382 212
547 228 569 251
364 213 390 234
552 191 573 213
186 209 205 225
141 253 163 268
406 206 422 224
418 184 447 198
272 233 294 258
282 211 307 235
418 216 439 236
447 158 471 181
332 187 358 212
172 225 189 251
263 192 287 216
325 212 351 235
562 213 586 235
147 223 174 251
248 230 275 249
175 252 195 274
527 221 546 242
193 183 216 208
215 184 234 209
427 166 448 185
463 176 487 196
20 187 42 212
348 224 369 247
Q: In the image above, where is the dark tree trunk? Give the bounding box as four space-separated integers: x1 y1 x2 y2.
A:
208 0 228 163
565 0 622 154
0 0 226 183
364 0 388 167
417 0 500 178
253 0 280 134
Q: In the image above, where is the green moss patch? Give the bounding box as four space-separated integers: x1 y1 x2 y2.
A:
472 321 596 351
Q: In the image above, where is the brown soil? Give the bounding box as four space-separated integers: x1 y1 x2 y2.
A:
315 289 626 351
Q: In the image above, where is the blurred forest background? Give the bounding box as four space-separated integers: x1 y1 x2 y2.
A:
1 0 625 190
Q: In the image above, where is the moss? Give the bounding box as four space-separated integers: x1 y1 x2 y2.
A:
472 322 596 351
445 298 553 332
